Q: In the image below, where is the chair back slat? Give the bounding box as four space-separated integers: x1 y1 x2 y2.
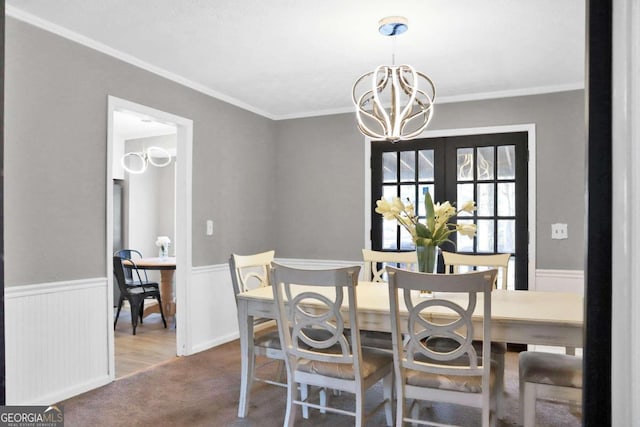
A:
387 267 497 378
229 250 275 296
114 249 145 281
442 251 510 290
362 249 417 282
271 262 361 365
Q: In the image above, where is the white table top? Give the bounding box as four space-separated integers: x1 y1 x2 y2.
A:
237 281 583 330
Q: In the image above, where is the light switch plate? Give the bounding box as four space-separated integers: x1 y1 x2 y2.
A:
551 223 568 239
206 220 213 236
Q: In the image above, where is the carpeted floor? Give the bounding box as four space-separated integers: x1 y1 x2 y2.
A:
59 340 581 426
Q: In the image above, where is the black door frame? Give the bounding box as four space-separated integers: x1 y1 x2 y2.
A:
584 0 612 424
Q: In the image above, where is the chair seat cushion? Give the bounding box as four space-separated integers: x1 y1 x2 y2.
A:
296 347 392 380
405 360 497 393
519 351 582 388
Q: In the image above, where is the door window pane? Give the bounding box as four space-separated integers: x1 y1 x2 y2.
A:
497 219 515 252
383 152 397 183
400 151 415 182
418 150 434 181
497 183 516 216
382 185 396 200
456 219 475 251
399 227 414 250
477 146 494 180
417 185 434 217
457 184 474 217
477 220 495 252
457 148 474 181
400 185 414 207
382 221 397 250
497 145 516 179
476 183 495 216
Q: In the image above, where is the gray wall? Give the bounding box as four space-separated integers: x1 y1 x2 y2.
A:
274 91 586 270
4 17 276 286
4 17 585 288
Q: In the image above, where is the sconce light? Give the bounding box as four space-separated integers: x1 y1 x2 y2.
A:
121 146 172 174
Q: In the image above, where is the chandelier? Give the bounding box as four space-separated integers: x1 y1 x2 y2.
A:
121 146 172 174
352 16 436 143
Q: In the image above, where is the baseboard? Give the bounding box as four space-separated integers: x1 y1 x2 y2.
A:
33 375 112 406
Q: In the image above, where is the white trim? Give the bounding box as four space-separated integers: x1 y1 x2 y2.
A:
534 269 584 294
433 83 584 105
612 0 640 424
107 96 194 380
6 6 275 120
4 277 106 298
364 124 537 289
7 5 582 123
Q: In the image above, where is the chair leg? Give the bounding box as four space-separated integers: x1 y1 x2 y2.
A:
300 384 309 419
114 297 124 329
139 300 145 324
128 296 143 335
495 351 505 419
319 387 327 414
395 383 405 427
383 372 394 426
156 294 167 328
284 378 296 427
522 382 537 427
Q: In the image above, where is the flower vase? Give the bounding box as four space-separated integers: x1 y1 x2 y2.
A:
416 244 439 296
416 244 439 273
159 244 169 258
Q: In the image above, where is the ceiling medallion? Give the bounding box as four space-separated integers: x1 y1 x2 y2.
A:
352 16 436 142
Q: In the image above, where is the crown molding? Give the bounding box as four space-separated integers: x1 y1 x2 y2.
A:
7 5 585 123
6 5 277 120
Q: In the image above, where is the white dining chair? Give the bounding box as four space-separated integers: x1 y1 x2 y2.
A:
519 351 583 426
362 249 418 283
442 251 511 290
270 262 393 426
387 267 499 427
229 251 285 387
442 250 511 417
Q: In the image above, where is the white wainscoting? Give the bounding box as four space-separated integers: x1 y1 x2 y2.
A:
4 278 111 405
533 269 584 295
185 258 363 355
187 265 240 354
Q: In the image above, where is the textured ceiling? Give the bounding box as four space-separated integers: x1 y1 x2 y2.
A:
6 0 585 120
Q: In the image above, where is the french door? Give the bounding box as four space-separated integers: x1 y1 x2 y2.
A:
371 132 528 290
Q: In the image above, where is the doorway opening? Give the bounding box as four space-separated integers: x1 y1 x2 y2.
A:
106 96 193 380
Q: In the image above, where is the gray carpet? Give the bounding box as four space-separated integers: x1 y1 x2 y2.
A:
59 340 581 426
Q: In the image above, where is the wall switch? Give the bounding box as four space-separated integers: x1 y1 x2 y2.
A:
551 223 568 240
206 220 213 236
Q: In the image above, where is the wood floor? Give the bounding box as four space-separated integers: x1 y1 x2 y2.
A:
114 306 177 378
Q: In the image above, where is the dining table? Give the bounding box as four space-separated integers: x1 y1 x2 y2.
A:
125 256 177 319
235 280 584 418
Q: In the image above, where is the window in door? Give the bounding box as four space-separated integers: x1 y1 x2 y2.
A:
371 132 528 290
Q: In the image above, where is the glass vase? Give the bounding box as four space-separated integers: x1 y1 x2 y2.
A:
416 244 439 297
416 244 439 273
